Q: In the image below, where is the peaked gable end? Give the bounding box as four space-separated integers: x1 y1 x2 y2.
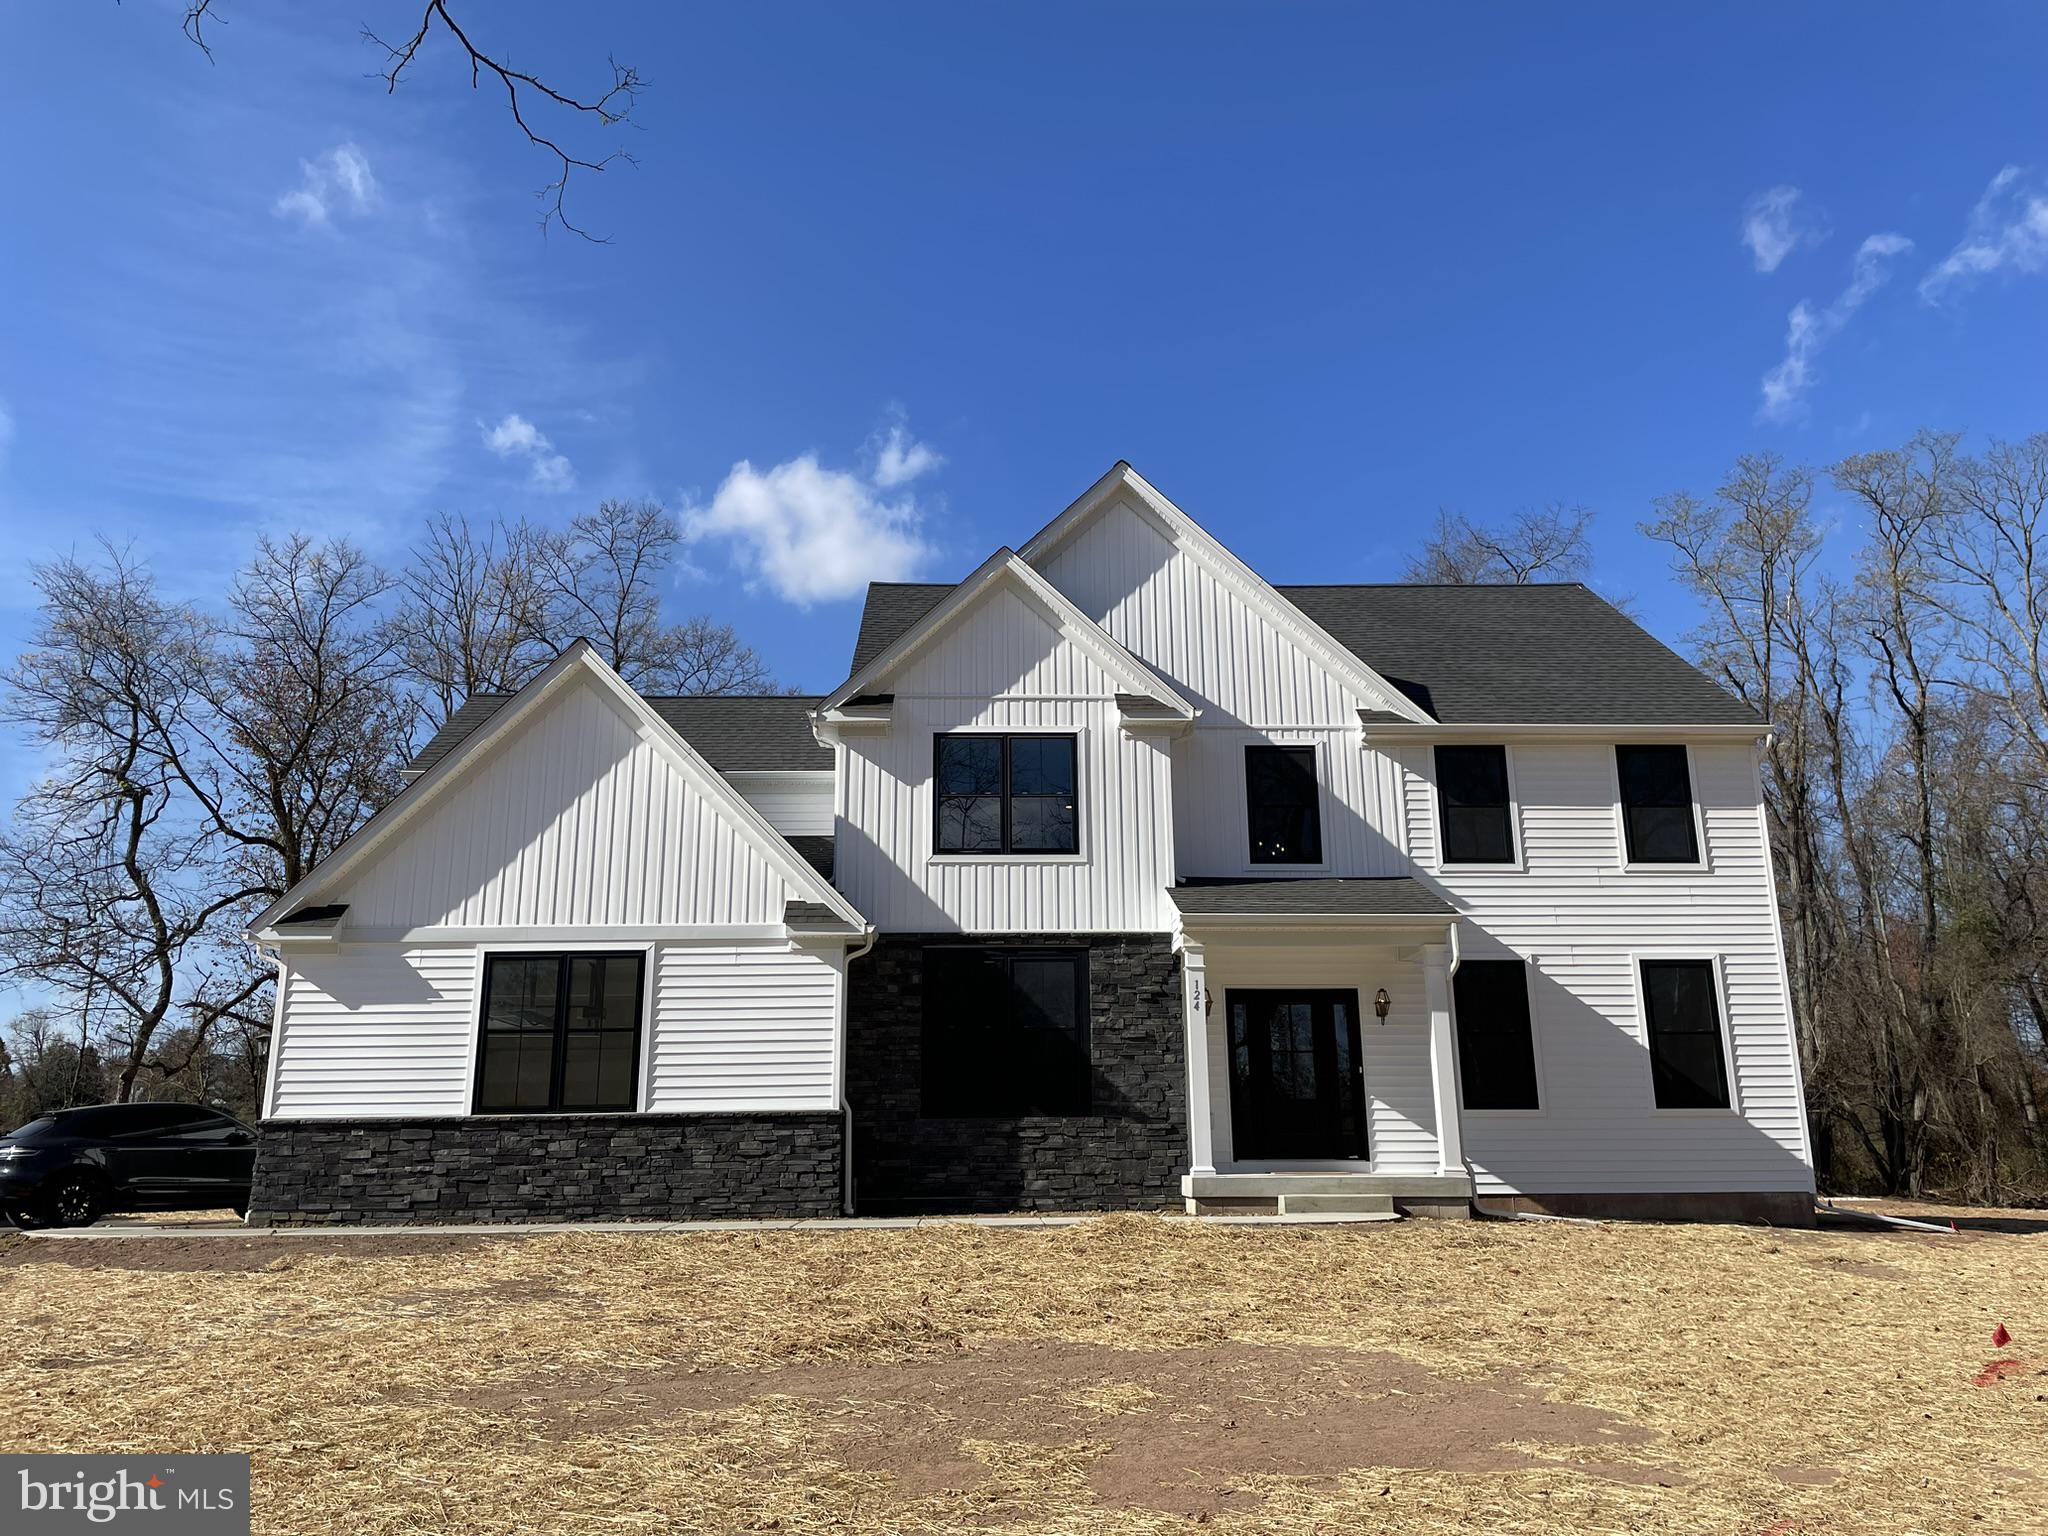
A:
1023 465 1430 728
333 669 804 929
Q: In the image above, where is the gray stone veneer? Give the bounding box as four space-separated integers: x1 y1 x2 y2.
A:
846 933 1187 1213
248 1112 843 1225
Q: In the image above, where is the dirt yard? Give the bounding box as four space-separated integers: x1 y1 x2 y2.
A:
2 1207 2043 1535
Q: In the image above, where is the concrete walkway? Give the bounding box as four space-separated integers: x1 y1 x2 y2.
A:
14 1209 1399 1240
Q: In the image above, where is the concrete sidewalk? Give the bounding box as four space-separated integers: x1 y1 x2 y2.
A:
13 1209 1399 1240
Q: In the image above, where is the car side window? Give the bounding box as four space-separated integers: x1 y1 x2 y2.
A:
169 1116 248 1143
108 1105 211 1139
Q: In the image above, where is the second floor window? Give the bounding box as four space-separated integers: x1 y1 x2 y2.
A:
934 734 1078 854
1246 745 1322 864
1617 745 1700 864
1435 745 1516 864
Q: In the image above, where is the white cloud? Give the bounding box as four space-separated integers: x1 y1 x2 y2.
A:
273 144 379 227
682 427 941 605
1742 186 1827 273
482 412 575 491
870 421 943 488
1759 233 1913 422
1920 165 2048 304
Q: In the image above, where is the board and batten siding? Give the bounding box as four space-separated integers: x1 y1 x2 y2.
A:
269 941 844 1119
1396 737 1813 1195
833 580 1178 932
1035 493 1375 727
337 672 801 930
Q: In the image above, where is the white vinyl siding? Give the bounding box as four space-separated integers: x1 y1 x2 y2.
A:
1035 492 1371 726
647 942 842 1111
726 772 835 836
1196 941 1438 1174
1172 728 1411 877
1401 738 1810 1194
269 946 479 1117
833 582 1177 932
269 940 843 1119
337 672 802 930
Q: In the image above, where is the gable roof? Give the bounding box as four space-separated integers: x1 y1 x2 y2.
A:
251 643 864 937
846 580 1759 727
819 548 1194 719
1283 584 1760 726
408 693 834 779
1019 463 1434 724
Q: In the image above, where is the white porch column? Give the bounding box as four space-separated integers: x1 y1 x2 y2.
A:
1180 938 1216 1174
1422 940 1466 1176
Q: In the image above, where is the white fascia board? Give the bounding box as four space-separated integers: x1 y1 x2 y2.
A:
1362 720 1771 743
1018 463 1434 726
249 641 868 936
817 548 1193 719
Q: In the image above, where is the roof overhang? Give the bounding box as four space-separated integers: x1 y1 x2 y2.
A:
1358 713 1771 743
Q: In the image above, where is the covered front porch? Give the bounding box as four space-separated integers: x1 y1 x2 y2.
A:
1170 878 1472 1218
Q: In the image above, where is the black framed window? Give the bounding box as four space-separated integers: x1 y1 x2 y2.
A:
1436 745 1516 864
476 952 644 1113
933 734 1077 854
1246 745 1322 864
1617 745 1700 864
922 946 1090 1116
1640 959 1731 1109
1452 960 1540 1110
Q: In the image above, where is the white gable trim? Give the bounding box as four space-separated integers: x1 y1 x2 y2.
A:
816 548 1196 719
249 641 866 936
1020 463 1435 726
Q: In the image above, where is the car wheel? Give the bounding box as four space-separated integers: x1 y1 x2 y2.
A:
3 1206 46 1231
44 1176 103 1229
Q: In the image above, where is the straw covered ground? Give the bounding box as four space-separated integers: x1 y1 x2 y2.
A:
2 1208 2044 1535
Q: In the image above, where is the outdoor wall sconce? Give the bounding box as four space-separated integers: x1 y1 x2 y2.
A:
1373 988 1391 1023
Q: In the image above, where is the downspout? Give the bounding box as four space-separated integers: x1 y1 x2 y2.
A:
839 926 878 1217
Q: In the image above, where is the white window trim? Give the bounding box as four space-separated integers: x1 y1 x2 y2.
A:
461 941 659 1117
1630 950 1742 1117
1428 742 1527 874
1610 741 1712 875
1449 950 1549 1118
1236 733 1335 875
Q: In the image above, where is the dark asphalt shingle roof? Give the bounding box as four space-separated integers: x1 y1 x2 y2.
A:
845 580 1758 726
1168 877 1455 917
406 694 834 777
784 835 835 880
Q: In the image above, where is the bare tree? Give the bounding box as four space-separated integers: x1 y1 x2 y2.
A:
177 2 644 240
390 513 556 729
1405 503 1596 584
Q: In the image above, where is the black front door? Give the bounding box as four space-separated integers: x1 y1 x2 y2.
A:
1226 990 1370 1160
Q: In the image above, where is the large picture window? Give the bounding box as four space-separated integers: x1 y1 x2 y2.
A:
1617 745 1700 864
922 946 1090 1116
1246 745 1322 864
1640 959 1731 1110
1452 959 1540 1110
476 952 644 1114
1435 745 1516 864
933 734 1078 854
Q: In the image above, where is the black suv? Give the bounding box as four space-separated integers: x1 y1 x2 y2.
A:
0 1104 257 1229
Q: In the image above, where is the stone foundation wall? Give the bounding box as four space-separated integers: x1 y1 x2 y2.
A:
249 1112 843 1225
847 934 1186 1213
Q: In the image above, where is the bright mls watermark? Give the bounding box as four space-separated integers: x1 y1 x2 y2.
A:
2 1456 249 1534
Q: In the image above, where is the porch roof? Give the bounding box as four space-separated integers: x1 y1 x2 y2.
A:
1167 877 1454 919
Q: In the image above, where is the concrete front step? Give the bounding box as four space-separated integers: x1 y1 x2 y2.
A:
1275 1192 1396 1216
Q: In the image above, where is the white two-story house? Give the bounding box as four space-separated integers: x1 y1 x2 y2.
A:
245 464 1815 1225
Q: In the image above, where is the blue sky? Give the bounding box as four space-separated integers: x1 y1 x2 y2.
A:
2 2 2045 810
